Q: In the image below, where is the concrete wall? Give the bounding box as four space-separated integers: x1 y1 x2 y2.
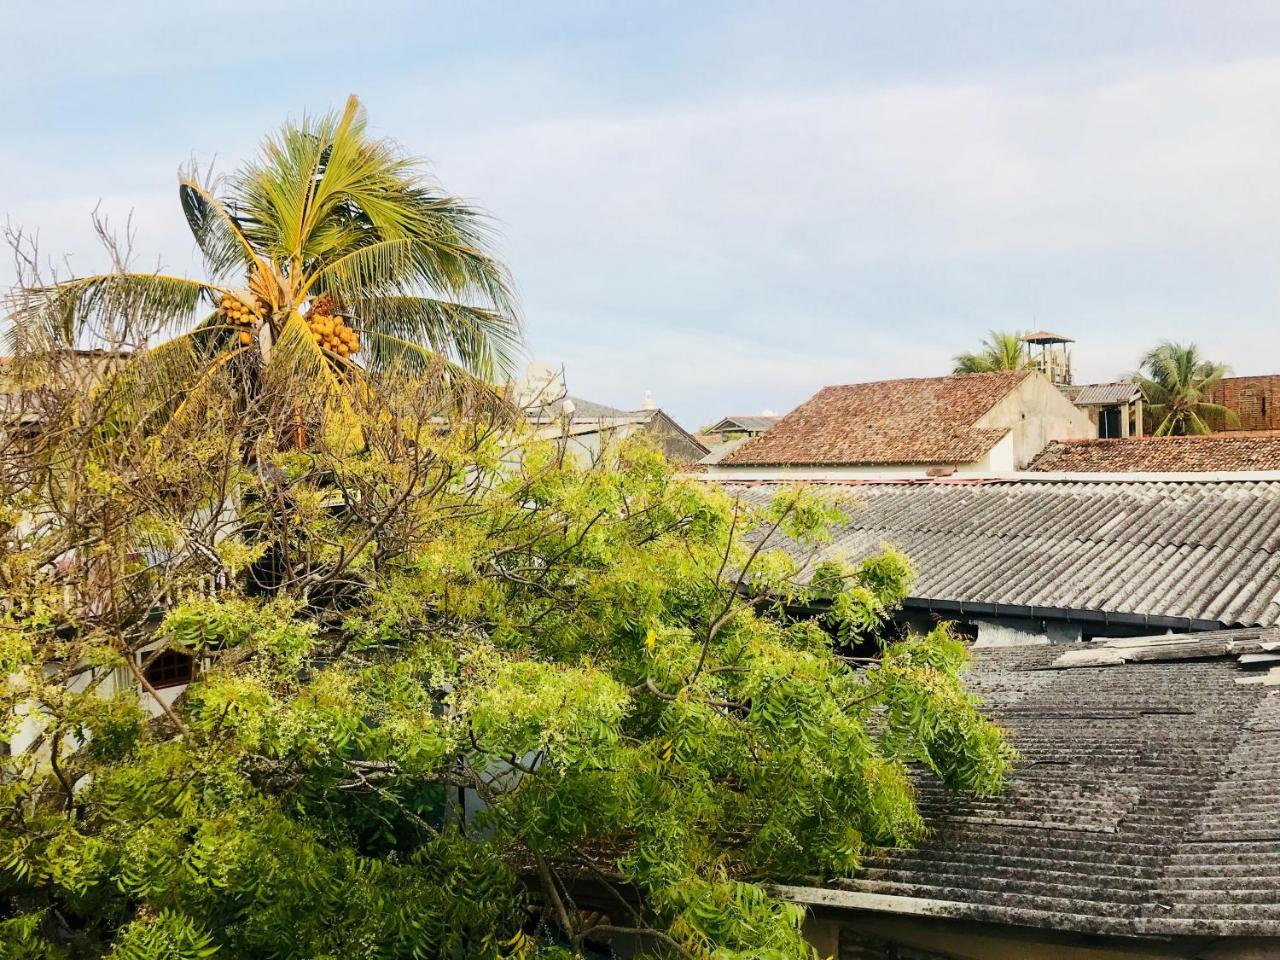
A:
976 372 1093 468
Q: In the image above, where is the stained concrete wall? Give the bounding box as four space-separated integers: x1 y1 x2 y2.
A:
975 371 1093 469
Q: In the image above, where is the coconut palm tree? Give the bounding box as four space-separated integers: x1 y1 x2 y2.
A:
7 96 522 432
1135 341 1238 436
952 331 1033 374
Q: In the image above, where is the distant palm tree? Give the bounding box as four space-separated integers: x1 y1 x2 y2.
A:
1135 341 1238 435
952 331 1033 374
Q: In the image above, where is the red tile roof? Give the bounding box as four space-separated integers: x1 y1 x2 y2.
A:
1028 432 1280 473
720 372 1029 466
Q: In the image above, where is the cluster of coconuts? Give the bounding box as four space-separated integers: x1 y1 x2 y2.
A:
220 296 263 345
306 294 360 358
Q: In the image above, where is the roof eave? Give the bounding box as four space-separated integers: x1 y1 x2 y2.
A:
771 884 1280 940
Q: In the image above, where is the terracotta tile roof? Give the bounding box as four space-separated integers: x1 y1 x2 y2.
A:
720 372 1029 466
1028 431 1280 473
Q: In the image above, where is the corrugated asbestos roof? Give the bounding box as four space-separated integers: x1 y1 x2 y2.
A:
723 479 1280 628
720 372 1028 467
811 632 1280 937
1029 433 1280 473
711 415 780 434
1071 381 1141 405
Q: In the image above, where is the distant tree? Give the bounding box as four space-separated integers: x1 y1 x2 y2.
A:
1135 341 1238 436
952 331 1033 374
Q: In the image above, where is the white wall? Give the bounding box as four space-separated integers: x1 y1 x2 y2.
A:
976 372 1093 468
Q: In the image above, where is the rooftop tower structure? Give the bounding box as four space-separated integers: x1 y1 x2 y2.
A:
1021 331 1074 387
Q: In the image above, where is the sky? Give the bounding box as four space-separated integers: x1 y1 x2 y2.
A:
3 1 1280 427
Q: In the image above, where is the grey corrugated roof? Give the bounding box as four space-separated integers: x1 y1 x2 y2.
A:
698 436 753 466
801 633 1280 937
525 396 644 423
711 415 780 434
566 396 633 419
722 479 1280 628
1072 381 1142 405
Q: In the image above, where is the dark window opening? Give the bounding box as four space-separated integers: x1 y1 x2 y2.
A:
1098 406 1122 438
144 650 195 689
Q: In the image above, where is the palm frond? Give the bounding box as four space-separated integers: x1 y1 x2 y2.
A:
5 272 223 350
267 311 363 450
952 352 995 374
178 174 264 282
303 238 417 301
350 295 522 380
952 331 1029 374
356 329 518 426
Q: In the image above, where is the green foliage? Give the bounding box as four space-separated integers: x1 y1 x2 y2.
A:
951 330 1033 374
1135 340 1238 435
107 912 218 960
0 347 1013 959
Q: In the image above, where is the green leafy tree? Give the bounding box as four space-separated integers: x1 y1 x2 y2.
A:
1 159 1012 960
952 331 1033 374
0 350 1013 959
1135 341 1238 436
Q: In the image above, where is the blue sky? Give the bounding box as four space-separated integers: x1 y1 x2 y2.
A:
4 1 1280 426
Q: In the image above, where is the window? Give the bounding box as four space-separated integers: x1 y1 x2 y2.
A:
1098 406 1122 439
143 650 195 689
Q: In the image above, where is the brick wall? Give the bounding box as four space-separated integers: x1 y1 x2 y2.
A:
1206 375 1280 432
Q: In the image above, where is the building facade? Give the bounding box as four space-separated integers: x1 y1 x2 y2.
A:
706 371 1092 480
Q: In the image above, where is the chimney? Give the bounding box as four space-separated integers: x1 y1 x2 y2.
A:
641 390 656 411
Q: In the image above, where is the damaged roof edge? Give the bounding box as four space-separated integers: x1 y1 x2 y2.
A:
902 597 1227 632
787 595 1228 632
770 884 1280 939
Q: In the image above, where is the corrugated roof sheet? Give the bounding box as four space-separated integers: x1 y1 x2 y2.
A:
723 479 1280 627
1072 381 1141 405
720 373 1028 467
711 415 780 434
1029 433 1280 473
811 633 1280 937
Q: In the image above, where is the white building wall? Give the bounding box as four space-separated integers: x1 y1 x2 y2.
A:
975 372 1093 468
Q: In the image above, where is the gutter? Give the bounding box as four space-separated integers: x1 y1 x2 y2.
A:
786 595 1230 633
901 597 1226 633
770 884 1280 939
693 469 1280 483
